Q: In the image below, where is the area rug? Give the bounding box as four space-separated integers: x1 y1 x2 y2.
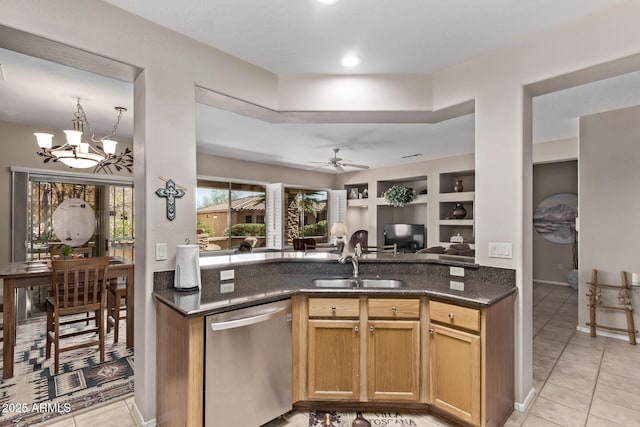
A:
0 315 134 426
309 411 431 426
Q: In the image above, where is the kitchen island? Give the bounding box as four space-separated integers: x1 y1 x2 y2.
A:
154 252 516 427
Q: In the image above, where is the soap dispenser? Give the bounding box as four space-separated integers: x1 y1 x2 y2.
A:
352 412 371 427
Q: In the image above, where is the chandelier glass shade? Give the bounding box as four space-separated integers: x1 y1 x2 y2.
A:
34 98 133 174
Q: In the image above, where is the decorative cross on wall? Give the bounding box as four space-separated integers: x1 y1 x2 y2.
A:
156 179 185 221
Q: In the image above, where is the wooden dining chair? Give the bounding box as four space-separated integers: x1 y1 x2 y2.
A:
106 278 127 343
45 257 110 374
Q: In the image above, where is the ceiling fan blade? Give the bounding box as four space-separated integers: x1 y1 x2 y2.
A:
334 164 345 172
308 161 330 164
306 163 330 171
341 163 370 169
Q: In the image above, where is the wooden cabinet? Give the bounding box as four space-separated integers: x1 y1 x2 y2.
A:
294 296 421 403
429 322 481 425
367 320 420 401
428 296 515 427
307 319 360 400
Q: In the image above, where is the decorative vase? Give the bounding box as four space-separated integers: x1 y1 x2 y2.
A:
452 203 467 219
453 179 464 192
352 412 371 427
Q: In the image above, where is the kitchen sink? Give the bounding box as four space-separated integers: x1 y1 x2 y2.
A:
311 278 358 288
359 279 407 288
311 277 407 288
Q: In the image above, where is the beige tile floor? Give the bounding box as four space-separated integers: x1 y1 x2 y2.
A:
40 282 639 427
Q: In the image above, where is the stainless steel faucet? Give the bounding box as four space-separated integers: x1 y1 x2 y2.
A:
339 243 362 278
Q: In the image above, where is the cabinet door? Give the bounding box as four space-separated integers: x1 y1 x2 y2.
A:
308 319 360 400
429 323 481 426
367 320 420 401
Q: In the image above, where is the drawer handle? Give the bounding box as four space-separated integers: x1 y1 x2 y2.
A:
429 328 434 334
448 313 455 320
331 306 337 312
391 306 397 313
369 325 375 332
354 326 359 333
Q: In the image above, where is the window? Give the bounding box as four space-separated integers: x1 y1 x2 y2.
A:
26 179 134 261
256 215 265 224
284 188 328 245
196 180 266 251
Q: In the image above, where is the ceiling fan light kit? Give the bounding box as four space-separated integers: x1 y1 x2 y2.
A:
34 98 133 174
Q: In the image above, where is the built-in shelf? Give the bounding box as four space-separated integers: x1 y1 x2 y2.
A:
439 219 474 226
438 191 475 202
438 170 475 244
439 170 475 194
345 183 369 200
347 199 369 208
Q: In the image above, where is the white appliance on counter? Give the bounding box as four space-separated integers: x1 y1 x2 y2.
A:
205 299 292 426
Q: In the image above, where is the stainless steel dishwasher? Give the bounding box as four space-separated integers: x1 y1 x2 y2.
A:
205 299 292 426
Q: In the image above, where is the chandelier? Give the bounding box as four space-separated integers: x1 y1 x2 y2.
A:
34 98 133 173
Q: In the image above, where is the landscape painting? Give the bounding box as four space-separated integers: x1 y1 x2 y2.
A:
533 193 578 244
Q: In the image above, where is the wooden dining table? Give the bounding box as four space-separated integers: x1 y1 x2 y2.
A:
0 257 134 379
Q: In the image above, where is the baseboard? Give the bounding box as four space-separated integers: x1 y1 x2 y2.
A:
533 279 569 287
131 401 157 427
514 386 536 412
576 326 637 342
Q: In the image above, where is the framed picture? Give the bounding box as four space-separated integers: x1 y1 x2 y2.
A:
533 193 577 244
348 188 359 199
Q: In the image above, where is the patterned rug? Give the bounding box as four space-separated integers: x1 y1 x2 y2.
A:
0 315 134 426
309 411 425 426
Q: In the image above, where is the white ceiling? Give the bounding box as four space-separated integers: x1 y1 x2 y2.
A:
2 1 640 173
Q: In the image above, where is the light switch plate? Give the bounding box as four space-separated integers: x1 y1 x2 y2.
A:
450 266 465 277
220 282 234 293
488 242 513 259
155 243 167 261
220 269 235 281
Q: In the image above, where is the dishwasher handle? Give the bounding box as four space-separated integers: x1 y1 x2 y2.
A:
210 306 290 331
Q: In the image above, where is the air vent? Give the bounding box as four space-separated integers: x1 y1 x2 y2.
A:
401 153 422 159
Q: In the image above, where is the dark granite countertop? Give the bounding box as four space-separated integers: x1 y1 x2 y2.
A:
153 254 516 318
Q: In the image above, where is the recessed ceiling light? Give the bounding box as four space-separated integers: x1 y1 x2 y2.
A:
317 0 340 4
341 55 361 67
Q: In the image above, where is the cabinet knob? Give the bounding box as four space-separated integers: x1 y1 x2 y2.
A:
354 326 359 333
448 313 455 320
369 325 375 332
429 328 434 334
391 306 397 313
331 306 336 312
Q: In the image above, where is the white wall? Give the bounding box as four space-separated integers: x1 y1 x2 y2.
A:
579 105 640 339
3 0 640 420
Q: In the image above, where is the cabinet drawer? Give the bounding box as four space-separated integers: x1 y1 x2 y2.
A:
429 300 480 332
368 298 420 319
309 298 359 318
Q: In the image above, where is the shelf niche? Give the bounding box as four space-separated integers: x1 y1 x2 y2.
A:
376 176 427 199
439 170 475 194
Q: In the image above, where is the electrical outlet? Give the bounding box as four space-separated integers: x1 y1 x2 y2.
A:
220 282 234 293
558 263 564 270
450 280 465 291
450 266 465 277
155 243 167 261
220 269 235 281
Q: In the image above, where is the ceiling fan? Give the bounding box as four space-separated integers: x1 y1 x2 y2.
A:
308 148 369 172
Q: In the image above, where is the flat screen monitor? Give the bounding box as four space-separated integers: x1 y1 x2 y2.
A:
383 224 425 253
